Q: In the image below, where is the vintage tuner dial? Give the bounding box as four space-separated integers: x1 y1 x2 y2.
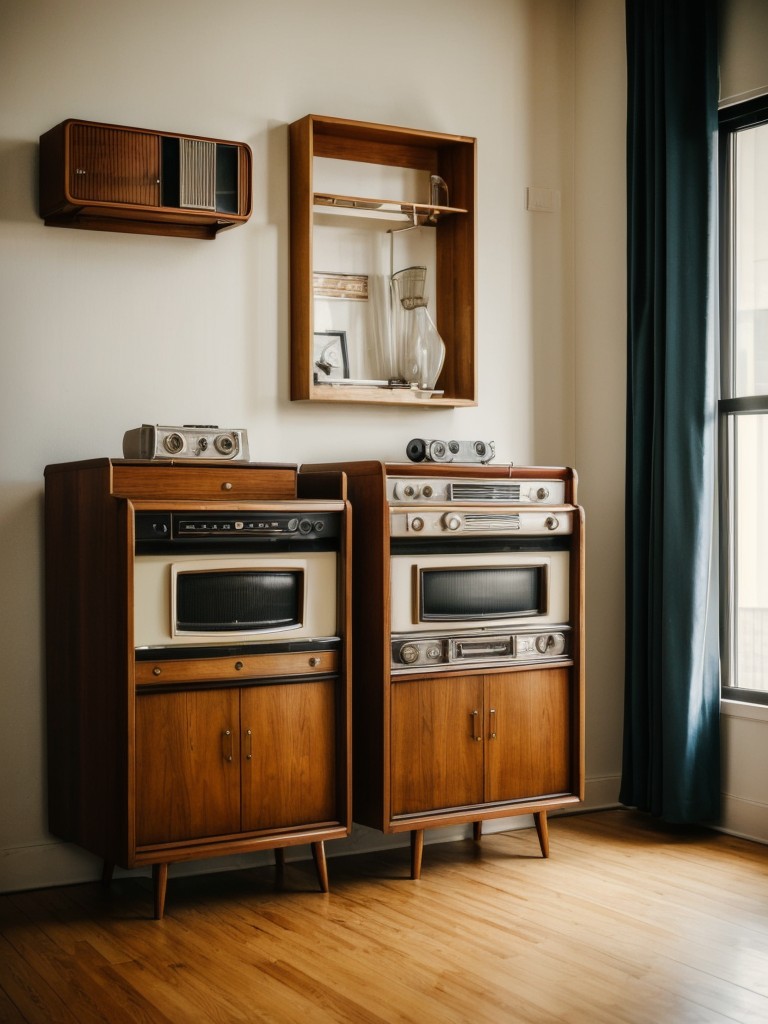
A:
442 512 463 532
535 632 566 656
163 432 186 455
399 643 420 665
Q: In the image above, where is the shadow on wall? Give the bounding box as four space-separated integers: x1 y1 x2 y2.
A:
0 139 39 223
0 482 48 844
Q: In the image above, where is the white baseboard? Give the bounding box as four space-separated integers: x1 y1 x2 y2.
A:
716 792 768 845
0 774 624 894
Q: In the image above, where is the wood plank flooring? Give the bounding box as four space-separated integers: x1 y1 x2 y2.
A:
1 810 767 1023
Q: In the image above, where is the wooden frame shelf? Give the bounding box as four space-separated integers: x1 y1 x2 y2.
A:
289 114 477 406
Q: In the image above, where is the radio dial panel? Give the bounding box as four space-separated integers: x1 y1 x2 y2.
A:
387 477 566 506
392 629 570 671
391 509 573 538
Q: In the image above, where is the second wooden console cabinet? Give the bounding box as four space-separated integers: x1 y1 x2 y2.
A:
300 461 584 877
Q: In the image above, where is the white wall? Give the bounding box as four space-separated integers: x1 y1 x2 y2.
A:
0 0 630 893
573 0 627 808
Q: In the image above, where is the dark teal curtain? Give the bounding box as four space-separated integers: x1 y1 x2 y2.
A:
620 0 720 823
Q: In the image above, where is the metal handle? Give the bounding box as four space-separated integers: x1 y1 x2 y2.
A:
222 728 233 762
489 708 497 740
244 728 252 761
471 709 482 742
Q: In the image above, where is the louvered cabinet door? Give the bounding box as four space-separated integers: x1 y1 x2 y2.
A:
69 123 160 206
135 688 241 847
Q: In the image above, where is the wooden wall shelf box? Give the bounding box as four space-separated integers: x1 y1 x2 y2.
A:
39 119 252 239
289 114 477 406
44 459 351 918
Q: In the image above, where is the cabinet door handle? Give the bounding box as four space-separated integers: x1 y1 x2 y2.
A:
222 728 233 762
489 707 497 740
244 728 253 761
470 709 482 742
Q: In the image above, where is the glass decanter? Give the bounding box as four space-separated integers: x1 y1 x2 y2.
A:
391 266 446 390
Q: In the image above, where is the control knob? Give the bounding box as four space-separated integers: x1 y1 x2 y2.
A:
442 512 463 532
535 633 566 656
399 643 420 665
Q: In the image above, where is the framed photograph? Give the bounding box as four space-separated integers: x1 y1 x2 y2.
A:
313 330 350 382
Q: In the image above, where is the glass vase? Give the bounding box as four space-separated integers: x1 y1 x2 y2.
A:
391 266 446 390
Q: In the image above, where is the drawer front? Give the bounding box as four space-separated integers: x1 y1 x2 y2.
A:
136 649 339 686
111 463 297 501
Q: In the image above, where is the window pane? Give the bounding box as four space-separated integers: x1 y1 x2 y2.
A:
735 123 768 396
734 414 768 691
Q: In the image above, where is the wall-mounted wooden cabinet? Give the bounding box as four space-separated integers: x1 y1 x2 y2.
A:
39 119 252 239
289 114 477 406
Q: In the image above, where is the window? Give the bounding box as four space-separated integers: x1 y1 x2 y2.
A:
719 97 768 705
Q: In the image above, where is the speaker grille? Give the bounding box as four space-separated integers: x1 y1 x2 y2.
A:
179 138 216 210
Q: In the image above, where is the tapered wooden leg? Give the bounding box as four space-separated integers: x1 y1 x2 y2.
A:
274 846 285 885
534 811 550 858
311 841 329 893
152 863 168 920
473 820 483 842
101 861 114 886
410 829 424 880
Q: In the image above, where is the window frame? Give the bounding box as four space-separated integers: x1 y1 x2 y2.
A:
718 95 768 707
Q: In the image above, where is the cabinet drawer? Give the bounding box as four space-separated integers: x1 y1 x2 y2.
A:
111 462 297 500
136 649 339 686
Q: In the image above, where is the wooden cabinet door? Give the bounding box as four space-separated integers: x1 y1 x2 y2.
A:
135 688 240 846
240 679 337 832
485 668 571 804
391 675 484 816
69 123 160 206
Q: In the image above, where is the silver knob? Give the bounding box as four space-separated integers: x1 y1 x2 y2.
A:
422 485 434 497
535 633 565 656
163 432 185 454
442 513 463 532
400 644 420 665
537 487 550 500
545 515 559 531
411 516 425 532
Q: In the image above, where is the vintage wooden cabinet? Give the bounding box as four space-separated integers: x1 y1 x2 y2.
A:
299 461 584 877
44 459 351 918
39 119 252 238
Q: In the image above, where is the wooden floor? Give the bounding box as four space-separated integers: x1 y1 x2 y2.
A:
1 810 767 1023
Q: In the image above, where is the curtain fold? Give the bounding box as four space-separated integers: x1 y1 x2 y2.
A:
620 0 721 823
